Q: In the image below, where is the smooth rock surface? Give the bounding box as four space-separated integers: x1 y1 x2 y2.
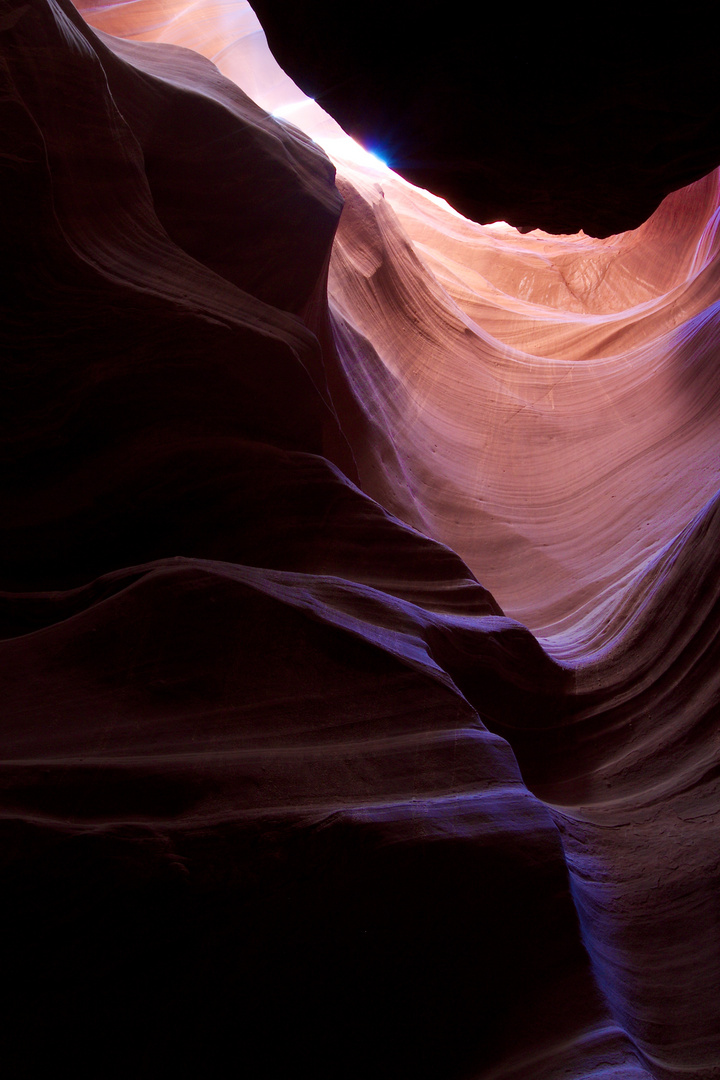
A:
2 2 719 1078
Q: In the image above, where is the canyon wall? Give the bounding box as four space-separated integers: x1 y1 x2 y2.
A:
2 3 719 1077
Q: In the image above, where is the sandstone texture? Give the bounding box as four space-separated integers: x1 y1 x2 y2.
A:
2 3 719 1078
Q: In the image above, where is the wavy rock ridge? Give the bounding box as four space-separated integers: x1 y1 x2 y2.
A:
2 2 719 1078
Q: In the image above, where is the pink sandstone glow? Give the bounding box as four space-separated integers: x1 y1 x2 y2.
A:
2 3 719 1077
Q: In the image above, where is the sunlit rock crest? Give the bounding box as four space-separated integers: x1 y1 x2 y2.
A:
1 3 719 1077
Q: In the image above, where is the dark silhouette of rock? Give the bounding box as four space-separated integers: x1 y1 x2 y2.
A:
1 2 719 1077
251 0 720 236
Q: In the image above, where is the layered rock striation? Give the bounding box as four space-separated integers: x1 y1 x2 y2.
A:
2 3 719 1078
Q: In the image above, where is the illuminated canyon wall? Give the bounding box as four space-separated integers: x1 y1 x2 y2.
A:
2 2 719 1077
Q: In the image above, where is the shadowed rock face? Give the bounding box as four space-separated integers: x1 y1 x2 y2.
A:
2 2 719 1078
250 1 720 236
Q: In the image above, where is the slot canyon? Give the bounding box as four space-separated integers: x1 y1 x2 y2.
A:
2 2 720 1077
